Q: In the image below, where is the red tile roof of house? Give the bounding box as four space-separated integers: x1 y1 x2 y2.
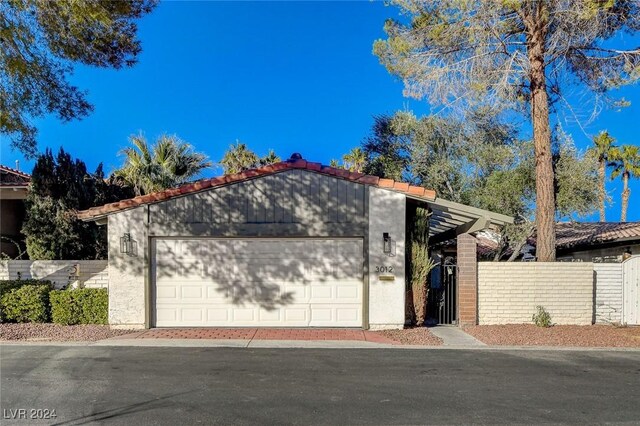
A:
0 165 31 186
550 221 640 248
77 158 437 220
470 221 640 257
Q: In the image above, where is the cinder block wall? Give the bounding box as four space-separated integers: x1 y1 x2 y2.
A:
593 263 623 324
0 260 108 289
477 262 594 325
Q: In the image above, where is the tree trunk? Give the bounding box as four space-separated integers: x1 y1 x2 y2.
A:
621 172 630 222
598 160 606 221
525 3 556 262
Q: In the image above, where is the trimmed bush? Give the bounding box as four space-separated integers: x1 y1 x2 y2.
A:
1 285 51 323
0 279 53 297
50 288 108 325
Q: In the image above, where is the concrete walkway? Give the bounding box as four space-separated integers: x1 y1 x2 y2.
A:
109 327 397 345
428 325 486 346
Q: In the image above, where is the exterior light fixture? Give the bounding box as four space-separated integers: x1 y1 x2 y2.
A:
383 232 391 254
120 233 137 256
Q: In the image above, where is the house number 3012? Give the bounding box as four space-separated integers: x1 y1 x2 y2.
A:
375 266 394 273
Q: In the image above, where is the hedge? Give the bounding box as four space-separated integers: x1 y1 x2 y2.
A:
50 288 108 325
0 279 53 297
0 284 51 323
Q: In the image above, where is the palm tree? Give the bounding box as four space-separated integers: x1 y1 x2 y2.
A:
219 142 259 175
115 134 211 195
258 149 281 167
342 147 367 173
591 131 616 222
609 145 640 222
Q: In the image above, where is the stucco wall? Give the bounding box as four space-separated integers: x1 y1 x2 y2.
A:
593 263 623 324
0 260 108 289
367 187 405 330
108 206 148 329
478 262 594 325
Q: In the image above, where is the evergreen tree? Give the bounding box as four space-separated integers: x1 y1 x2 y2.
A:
22 148 133 259
374 0 640 260
1 0 156 157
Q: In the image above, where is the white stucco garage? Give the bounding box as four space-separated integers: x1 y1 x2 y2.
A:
79 154 511 329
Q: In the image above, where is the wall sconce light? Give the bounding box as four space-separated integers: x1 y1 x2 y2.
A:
383 232 391 254
120 233 137 257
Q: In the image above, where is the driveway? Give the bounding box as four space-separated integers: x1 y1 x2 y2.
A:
2 346 639 425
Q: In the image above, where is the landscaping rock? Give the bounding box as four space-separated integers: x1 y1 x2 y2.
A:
464 324 640 347
0 323 136 342
377 327 443 345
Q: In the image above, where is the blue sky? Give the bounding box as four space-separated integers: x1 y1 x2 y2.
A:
1 1 638 221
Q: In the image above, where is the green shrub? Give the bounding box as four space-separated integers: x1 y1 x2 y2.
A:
50 288 108 325
49 290 79 325
0 279 53 297
532 305 552 327
1 285 51 323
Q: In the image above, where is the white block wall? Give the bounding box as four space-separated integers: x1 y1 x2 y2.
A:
593 263 623 324
478 262 594 325
0 260 108 289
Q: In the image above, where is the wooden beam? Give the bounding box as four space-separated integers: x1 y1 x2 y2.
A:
429 216 490 246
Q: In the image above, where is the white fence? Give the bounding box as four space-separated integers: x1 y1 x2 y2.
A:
593 263 623 324
0 260 108 289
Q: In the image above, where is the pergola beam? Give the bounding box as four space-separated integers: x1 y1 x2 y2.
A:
429 216 490 246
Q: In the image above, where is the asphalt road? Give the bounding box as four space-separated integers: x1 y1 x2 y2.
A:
1 346 639 425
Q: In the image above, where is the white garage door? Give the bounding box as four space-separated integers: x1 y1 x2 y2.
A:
153 238 364 327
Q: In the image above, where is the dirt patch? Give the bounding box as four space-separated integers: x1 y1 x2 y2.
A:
376 327 443 346
0 323 137 342
464 324 640 347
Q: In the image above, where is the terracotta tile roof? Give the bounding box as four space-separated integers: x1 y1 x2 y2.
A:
0 165 31 186
470 222 640 257
440 222 640 258
549 221 640 249
77 158 437 220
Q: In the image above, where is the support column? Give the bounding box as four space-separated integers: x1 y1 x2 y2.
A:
457 233 477 326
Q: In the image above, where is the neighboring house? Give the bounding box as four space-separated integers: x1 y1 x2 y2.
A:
78 154 511 330
473 222 640 262
550 222 639 262
0 165 31 259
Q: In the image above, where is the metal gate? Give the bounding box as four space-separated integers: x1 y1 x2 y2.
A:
427 258 457 325
623 256 640 325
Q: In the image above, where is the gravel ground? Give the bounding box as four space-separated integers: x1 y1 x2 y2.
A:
464 324 640 347
377 327 443 346
0 323 136 342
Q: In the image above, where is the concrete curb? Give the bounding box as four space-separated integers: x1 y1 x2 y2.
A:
3 340 640 351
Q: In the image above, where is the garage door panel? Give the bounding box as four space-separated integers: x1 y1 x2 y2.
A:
156 286 177 299
154 238 363 327
207 309 229 322
310 285 332 300
181 308 203 322
206 286 230 300
336 307 360 322
336 285 359 301
258 309 281 322
232 309 255 322
284 308 308 322
309 305 361 327
156 308 177 323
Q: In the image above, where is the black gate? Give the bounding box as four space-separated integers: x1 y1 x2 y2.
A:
427 258 457 325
